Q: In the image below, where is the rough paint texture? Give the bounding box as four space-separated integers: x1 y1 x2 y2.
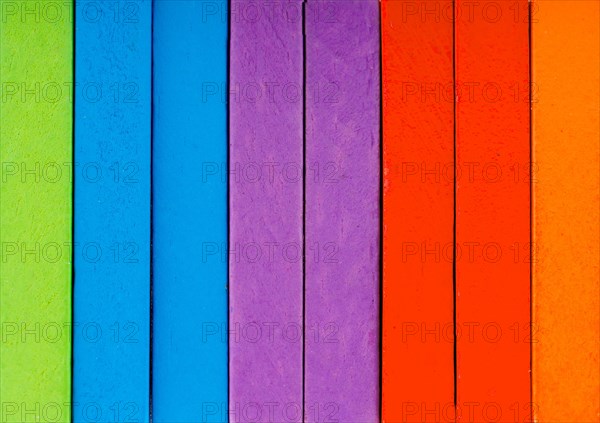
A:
532 1 600 421
381 1 455 421
74 1 151 421
152 1 228 422
304 1 380 421
229 1 303 421
0 2 72 422
455 1 530 421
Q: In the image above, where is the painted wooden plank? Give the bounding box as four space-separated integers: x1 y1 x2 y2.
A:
455 1 530 421
152 1 228 421
0 1 72 421
532 1 600 420
381 0 455 421
304 1 380 421
73 1 151 422
229 1 304 421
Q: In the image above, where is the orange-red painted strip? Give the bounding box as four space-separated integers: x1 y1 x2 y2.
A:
382 1 455 421
455 1 531 421
532 1 600 421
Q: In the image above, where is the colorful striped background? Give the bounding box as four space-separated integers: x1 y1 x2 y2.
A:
0 0 598 422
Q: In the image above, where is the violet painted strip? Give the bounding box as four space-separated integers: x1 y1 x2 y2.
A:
304 1 381 422
229 1 304 422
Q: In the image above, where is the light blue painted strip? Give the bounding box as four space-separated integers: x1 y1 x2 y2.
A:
152 1 228 422
74 1 151 422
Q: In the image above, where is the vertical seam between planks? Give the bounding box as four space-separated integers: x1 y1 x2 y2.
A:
71 1 77 420
0 0 2 412
528 1 533 421
378 1 384 421
227 0 232 414
302 1 307 421
452 0 458 413
149 0 155 420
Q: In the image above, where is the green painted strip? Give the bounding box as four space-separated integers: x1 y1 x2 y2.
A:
0 1 73 422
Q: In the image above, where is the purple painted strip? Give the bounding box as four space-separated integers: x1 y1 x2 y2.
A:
304 1 381 422
229 1 304 422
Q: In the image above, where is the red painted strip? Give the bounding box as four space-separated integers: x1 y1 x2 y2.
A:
382 1 455 422
455 1 531 421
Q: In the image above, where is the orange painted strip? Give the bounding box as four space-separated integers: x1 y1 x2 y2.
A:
382 1 455 422
532 1 600 421
455 1 531 421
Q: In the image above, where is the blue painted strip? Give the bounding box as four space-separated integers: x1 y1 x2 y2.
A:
152 1 228 422
74 1 152 422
